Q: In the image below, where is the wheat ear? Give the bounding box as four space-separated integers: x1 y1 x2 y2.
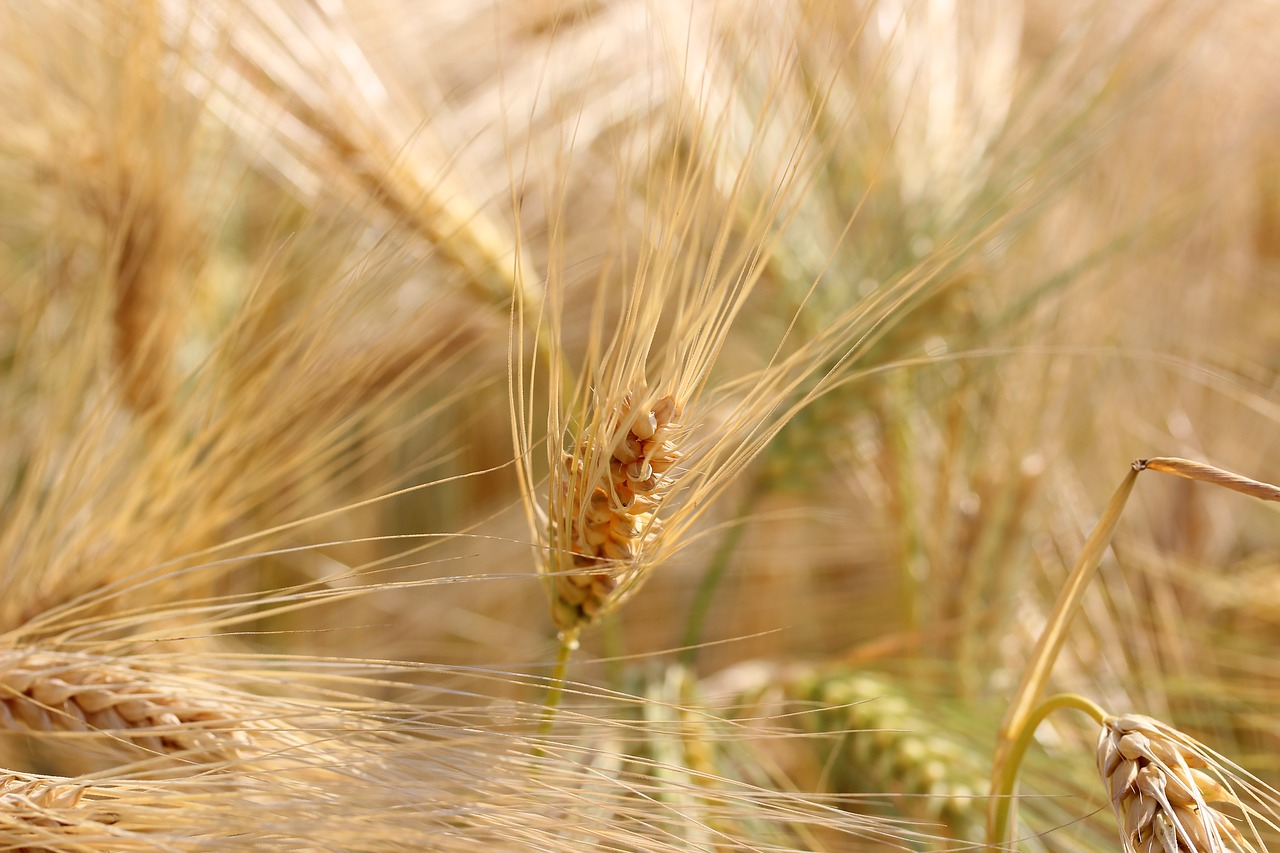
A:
1097 713 1256 853
0 650 257 763
548 393 685 635
794 669 988 840
0 767 133 847
0 769 86 811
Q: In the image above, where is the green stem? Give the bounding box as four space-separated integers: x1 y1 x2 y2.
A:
986 462 1141 847
988 692 1109 848
679 488 759 667
535 633 576 751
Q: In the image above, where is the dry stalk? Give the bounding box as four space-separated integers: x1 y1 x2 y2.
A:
548 393 685 636
1136 458 1280 503
1097 713 1259 853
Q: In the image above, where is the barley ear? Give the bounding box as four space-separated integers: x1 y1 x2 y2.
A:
547 393 685 635
793 669 990 840
0 651 256 764
0 767 124 842
1097 713 1260 853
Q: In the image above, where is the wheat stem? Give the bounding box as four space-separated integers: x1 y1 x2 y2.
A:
987 462 1141 846
989 692 1109 848
988 456 1279 847
678 489 760 668
535 633 577 750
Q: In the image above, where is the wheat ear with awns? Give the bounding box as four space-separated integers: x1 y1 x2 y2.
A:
1097 712 1257 853
548 393 684 636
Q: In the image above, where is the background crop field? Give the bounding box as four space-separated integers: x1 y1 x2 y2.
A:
0 1 1278 850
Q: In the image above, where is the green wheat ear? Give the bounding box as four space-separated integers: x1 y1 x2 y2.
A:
786 668 989 844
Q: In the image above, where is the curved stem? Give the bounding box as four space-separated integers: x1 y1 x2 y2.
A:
988 692 1109 848
986 462 1141 847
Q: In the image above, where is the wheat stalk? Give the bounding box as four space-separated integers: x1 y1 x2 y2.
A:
991 456 1280 847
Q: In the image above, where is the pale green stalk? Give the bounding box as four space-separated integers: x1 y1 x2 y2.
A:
988 692 1108 848
986 462 1140 846
534 633 577 754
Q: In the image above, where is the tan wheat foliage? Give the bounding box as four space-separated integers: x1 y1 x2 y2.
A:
0 0 1278 850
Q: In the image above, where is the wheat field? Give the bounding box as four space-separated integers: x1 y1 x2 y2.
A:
1 0 1278 850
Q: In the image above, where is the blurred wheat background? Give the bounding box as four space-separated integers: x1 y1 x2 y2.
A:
0 0 1278 850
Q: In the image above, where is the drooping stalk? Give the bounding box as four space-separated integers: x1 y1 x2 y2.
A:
986 462 1140 846
988 692 1108 848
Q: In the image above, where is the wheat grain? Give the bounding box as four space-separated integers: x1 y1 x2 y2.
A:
1097 713 1259 853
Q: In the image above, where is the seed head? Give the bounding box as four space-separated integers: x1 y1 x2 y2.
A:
547 394 685 633
1097 714 1256 853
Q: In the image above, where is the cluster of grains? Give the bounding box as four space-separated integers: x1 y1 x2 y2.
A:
1097 713 1250 853
550 394 684 632
1 770 84 811
0 769 122 840
0 651 253 762
794 670 988 841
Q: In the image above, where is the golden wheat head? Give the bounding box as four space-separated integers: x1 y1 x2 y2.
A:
1097 713 1265 853
547 392 686 633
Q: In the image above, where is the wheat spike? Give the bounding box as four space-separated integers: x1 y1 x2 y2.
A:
549 393 685 633
1097 713 1257 853
0 768 129 850
792 669 988 841
0 770 85 811
0 650 256 763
